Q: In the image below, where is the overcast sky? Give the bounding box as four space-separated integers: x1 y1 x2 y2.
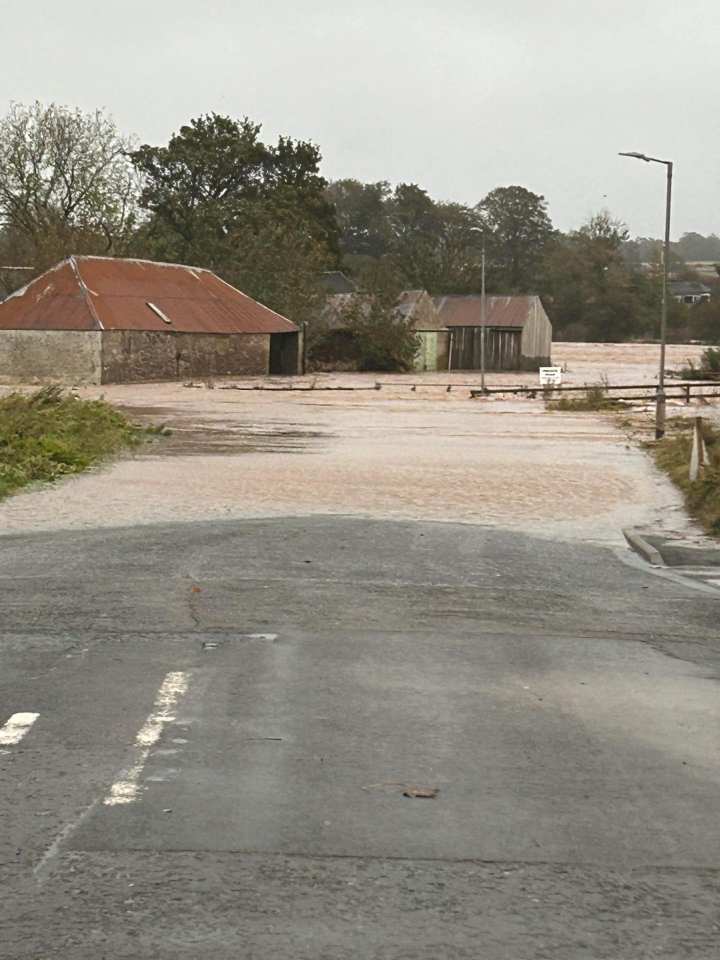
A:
2 0 717 239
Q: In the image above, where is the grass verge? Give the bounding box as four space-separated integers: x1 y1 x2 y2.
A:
652 418 720 536
0 385 159 499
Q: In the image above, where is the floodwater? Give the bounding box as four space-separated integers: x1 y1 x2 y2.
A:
0 343 711 545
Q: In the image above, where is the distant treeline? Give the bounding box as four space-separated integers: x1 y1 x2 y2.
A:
624 233 720 265
1 102 718 345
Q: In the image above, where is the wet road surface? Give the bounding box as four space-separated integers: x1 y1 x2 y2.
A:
1 517 719 958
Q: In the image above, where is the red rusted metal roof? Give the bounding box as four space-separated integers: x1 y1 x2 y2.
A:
432 295 537 328
0 256 297 334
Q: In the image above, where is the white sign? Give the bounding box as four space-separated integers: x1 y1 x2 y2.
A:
539 366 563 386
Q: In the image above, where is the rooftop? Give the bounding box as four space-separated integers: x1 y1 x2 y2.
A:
432 295 544 328
0 256 297 334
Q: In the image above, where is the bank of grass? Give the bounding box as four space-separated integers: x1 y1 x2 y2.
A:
0 386 156 499
653 418 720 536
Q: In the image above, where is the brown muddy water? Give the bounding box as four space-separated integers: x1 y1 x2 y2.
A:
120 406 328 456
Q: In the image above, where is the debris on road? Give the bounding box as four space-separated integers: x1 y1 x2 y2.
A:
403 786 439 799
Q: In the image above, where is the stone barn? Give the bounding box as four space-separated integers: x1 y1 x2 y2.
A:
433 295 552 371
0 256 301 383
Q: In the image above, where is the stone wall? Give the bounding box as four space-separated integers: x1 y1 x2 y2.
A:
100 331 270 383
0 330 101 383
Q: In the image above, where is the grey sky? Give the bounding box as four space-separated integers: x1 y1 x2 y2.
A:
2 0 718 239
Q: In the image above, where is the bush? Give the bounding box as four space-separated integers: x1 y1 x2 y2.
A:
308 284 420 373
677 346 720 380
0 387 151 498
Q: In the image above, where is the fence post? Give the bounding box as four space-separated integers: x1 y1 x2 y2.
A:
689 416 708 482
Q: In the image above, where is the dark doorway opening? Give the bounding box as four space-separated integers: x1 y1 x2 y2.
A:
269 332 300 375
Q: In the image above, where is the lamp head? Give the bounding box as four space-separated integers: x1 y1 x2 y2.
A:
619 151 650 161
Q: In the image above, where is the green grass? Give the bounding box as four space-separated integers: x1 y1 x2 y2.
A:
653 419 720 536
0 385 157 499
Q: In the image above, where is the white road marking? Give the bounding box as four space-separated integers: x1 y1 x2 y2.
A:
104 671 189 806
0 712 39 746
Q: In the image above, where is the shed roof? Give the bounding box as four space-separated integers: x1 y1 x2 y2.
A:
669 281 711 296
320 271 357 294
0 256 297 334
432 295 542 328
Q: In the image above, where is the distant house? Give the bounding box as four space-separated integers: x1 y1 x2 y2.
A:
669 281 711 305
396 290 449 372
0 256 301 383
432 295 552 371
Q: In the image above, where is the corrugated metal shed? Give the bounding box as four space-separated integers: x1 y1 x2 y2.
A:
433 295 537 328
0 256 297 334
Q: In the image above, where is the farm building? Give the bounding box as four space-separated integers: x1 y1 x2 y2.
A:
669 280 711 305
396 290 449 372
432 295 552 371
0 256 301 383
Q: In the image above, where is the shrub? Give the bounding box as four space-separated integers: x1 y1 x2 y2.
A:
0 387 151 498
677 346 720 380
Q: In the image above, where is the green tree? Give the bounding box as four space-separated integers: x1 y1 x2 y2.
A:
130 113 338 323
345 262 419 371
132 114 338 263
223 205 329 328
477 185 554 291
542 211 657 341
325 179 391 259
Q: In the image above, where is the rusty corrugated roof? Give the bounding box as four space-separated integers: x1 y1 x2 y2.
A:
432 295 537 328
0 256 297 334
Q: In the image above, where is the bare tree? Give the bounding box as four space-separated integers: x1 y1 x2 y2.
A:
0 102 140 290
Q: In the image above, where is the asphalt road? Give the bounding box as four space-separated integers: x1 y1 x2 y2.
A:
1 516 719 959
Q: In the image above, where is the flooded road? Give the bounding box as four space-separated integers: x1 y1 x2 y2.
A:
1 343 710 545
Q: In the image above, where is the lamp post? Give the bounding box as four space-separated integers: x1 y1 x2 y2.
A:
619 151 673 439
480 243 486 392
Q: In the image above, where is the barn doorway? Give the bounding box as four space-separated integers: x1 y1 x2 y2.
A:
449 327 522 371
269 332 300 375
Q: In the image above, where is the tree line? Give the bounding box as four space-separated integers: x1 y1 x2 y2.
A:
1 101 718 348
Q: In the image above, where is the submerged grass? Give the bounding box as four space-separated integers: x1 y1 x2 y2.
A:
653 418 720 536
0 385 157 499
547 385 622 412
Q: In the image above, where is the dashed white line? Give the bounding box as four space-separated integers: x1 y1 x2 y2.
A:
0 712 39 746
104 671 189 806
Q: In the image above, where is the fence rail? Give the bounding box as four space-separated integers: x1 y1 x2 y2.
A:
470 381 720 402
195 378 720 400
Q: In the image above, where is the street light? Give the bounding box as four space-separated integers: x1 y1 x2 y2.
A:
619 151 673 439
480 243 486 392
